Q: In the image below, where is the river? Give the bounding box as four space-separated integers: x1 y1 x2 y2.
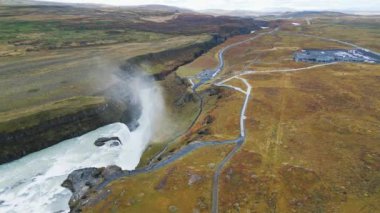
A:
0 83 163 213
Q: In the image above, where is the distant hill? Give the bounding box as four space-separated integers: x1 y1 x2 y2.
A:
280 11 349 18
0 0 106 8
0 0 32 5
0 1 193 12
0 0 59 5
124 4 193 13
201 9 351 18
201 9 291 17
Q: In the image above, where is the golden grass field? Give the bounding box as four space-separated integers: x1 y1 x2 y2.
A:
85 144 236 213
85 17 380 212
219 63 380 212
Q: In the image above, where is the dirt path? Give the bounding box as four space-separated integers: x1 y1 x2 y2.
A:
212 76 252 213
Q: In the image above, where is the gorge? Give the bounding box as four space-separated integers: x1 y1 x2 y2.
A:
0 74 165 212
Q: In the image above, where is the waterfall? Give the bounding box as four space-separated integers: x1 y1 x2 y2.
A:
0 76 165 213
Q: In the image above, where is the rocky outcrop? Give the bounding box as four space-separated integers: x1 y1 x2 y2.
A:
61 165 124 211
94 137 122 147
175 92 197 106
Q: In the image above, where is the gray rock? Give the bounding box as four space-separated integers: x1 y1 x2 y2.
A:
101 165 123 178
94 137 121 147
61 165 123 210
61 168 102 207
110 141 121 147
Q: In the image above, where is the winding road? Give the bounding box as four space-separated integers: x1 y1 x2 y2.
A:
148 29 277 166
192 28 278 89
91 29 276 210
81 27 378 212
211 76 251 213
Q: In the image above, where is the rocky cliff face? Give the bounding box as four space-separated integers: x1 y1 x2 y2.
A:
0 95 140 164
0 103 105 164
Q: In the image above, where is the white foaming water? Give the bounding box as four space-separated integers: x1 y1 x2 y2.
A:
0 81 164 213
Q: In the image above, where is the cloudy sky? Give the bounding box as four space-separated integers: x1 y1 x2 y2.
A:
41 0 380 11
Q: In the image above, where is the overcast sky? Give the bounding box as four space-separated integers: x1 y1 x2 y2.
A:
41 0 380 11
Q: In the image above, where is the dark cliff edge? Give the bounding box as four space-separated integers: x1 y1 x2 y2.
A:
0 93 141 164
120 20 265 81
120 34 226 80
0 103 109 164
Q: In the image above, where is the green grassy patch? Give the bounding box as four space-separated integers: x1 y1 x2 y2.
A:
0 20 172 49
